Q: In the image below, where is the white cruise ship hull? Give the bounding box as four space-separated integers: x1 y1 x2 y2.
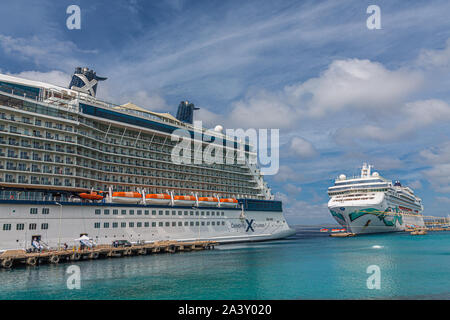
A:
329 201 425 234
0 202 295 252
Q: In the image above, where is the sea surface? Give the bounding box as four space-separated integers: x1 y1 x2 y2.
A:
0 227 449 300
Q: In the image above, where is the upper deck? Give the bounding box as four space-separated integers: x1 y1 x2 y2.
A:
0 72 272 200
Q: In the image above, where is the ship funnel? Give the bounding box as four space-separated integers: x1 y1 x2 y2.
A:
69 67 107 97
176 100 199 124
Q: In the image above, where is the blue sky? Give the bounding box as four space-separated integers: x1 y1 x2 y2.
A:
1 0 450 224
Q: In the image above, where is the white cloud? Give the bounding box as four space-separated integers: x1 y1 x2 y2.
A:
335 99 450 143
0 34 92 70
273 165 304 183
275 192 330 223
118 90 170 112
289 136 318 159
425 164 450 193
417 38 450 69
7 70 71 88
286 59 422 118
420 141 450 164
284 183 302 195
408 180 423 190
420 142 450 193
228 89 296 129
226 58 422 129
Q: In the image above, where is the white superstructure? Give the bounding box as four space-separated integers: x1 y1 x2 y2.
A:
327 163 424 234
0 68 295 251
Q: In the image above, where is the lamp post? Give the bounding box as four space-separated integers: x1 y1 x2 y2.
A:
55 202 63 250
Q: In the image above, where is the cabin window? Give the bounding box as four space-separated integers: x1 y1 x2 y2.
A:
30 208 38 215
42 208 50 214
121 210 126 215
129 222 134 228
121 222 126 228
41 223 48 230
137 210 142 215
113 209 119 215
3 224 11 231
113 223 118 228
29 223 36 230
129 210 134 215
16 223 25 230
104 209 110 215
103 223 109 228
94 223 100 229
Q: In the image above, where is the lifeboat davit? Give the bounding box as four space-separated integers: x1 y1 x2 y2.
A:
219 198 238 208
173 195 196 206
198 197 219 207
111 192 142 204
79 192 104 201
145 193 171 205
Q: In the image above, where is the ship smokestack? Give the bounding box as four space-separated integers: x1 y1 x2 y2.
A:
69 67 107 97
176 100 199 124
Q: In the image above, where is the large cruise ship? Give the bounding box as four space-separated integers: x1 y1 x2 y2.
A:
0 67 294 251
327 163 424 234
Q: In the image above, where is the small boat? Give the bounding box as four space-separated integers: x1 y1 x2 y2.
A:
331 228 346 233
173 195 196 206
79 192 104 201
111 192 142 204
319 228 329 232
219 198 238 208
145 193 171 205
198 197 219 207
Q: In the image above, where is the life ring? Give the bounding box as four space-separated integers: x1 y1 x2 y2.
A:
89 252 99 259
26 257 37 266
70 253 81 261
1 259 13 268
49 255 59 264
9 195 14 200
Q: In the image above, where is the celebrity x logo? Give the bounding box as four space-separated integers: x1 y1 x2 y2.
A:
245 219 255 232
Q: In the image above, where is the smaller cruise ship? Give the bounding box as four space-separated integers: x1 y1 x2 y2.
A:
327 163 424 234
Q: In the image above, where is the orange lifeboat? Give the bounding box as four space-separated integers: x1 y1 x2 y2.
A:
173 195 196 206
79 192 104 201
145 193 171 205
220 198 238 208
111 192 142 204
198 197 219 207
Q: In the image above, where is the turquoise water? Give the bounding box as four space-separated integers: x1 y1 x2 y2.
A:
0 227 449 299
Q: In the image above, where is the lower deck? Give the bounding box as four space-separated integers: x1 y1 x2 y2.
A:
0 201 294 251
